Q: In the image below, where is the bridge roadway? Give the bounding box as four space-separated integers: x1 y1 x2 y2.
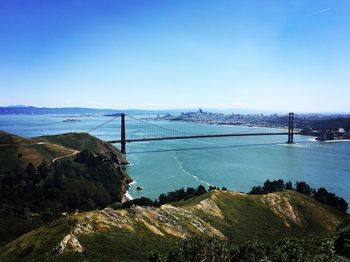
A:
108 132 302 144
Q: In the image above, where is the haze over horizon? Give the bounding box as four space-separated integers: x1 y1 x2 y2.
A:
2 104 350 115
1 0 349 112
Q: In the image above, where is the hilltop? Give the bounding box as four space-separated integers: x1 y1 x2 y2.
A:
0 131 127 173
0 131 76 173
0 190 348 261
0 105 168 115
36 132 127 165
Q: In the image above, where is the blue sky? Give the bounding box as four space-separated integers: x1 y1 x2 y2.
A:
0 0 349 112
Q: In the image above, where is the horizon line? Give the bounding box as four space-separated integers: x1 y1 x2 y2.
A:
1 105 350 115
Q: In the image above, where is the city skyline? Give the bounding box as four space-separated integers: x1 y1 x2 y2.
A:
1 0 349 112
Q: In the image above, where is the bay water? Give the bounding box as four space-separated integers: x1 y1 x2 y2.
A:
1 115 349 203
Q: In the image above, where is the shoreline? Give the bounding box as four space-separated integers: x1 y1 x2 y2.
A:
168 119 295 132
123 180 136 202
308 137 350 143
124 191 133 201
323 139 350 143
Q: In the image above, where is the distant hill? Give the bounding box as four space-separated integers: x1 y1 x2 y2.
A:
0 131 127 173
0 106 164 115
36 132 127 165
0 106 116 115
297 117 350 132
264 115 350 132
1 190 348 261
0 131 76 173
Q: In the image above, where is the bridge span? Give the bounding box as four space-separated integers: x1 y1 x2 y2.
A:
107 112 296 154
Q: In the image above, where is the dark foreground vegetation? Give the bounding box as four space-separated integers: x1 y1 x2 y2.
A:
0 149 128 245
149 224 350 262
249 179 348 213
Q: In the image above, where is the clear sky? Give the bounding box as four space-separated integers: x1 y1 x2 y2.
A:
0 0 349 112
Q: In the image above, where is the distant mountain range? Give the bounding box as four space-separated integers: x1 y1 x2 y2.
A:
1 105 349 116
0 105 267 115
0 105 158 115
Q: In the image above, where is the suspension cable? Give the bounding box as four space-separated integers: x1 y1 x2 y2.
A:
127 115 195 135
87 116 118 133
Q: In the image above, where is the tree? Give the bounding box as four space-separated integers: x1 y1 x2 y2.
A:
276 179 285 191
295 181 313 196
285 181 293 190
37 161 50 180
25 163 36 179
186 187 196 196
313 188 328 203
158 193 168 205
196 185 207 195
337 198 348 213
249 186 263 194
132 197 154 207
314 187 348 212
75 149 93 164
176 188 186 201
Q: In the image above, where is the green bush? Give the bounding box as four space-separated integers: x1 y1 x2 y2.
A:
335 227 350 258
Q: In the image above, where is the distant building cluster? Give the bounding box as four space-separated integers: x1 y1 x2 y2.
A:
157 109 350 141
159 108 284 128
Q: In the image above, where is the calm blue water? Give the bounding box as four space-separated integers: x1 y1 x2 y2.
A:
1 115 350 204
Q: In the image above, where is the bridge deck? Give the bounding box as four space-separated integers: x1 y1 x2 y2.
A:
108 132 300 143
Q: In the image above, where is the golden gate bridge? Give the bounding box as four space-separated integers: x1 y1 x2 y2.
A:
91 112 296 154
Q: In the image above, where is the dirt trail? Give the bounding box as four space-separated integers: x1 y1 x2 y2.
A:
52 150 80 163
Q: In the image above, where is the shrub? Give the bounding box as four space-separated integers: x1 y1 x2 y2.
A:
335 227 350 258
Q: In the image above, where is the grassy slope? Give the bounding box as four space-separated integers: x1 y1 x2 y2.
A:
36 132 127 164
0 218 73 262
0 131 75 172
0 131 127 173
1 190 348 261
0 131 34 144
77 226 176 262
175 190 347 242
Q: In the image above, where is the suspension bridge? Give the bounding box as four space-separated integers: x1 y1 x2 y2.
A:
96 112 296 154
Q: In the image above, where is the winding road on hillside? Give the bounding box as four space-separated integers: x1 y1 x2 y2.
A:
0 141 80 163
52 150 80 163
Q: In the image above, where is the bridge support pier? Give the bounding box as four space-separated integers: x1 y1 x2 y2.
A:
287 112 294 144
121 113 126 154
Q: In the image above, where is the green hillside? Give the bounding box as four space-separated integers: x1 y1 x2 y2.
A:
1 190 348 261
0 131 76 173
36 132 127 164
175 190 347 242
0 131 34 144
0 131 130 246
0 131 127 173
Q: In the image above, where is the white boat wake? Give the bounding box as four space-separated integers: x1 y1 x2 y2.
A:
173 152 211 186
